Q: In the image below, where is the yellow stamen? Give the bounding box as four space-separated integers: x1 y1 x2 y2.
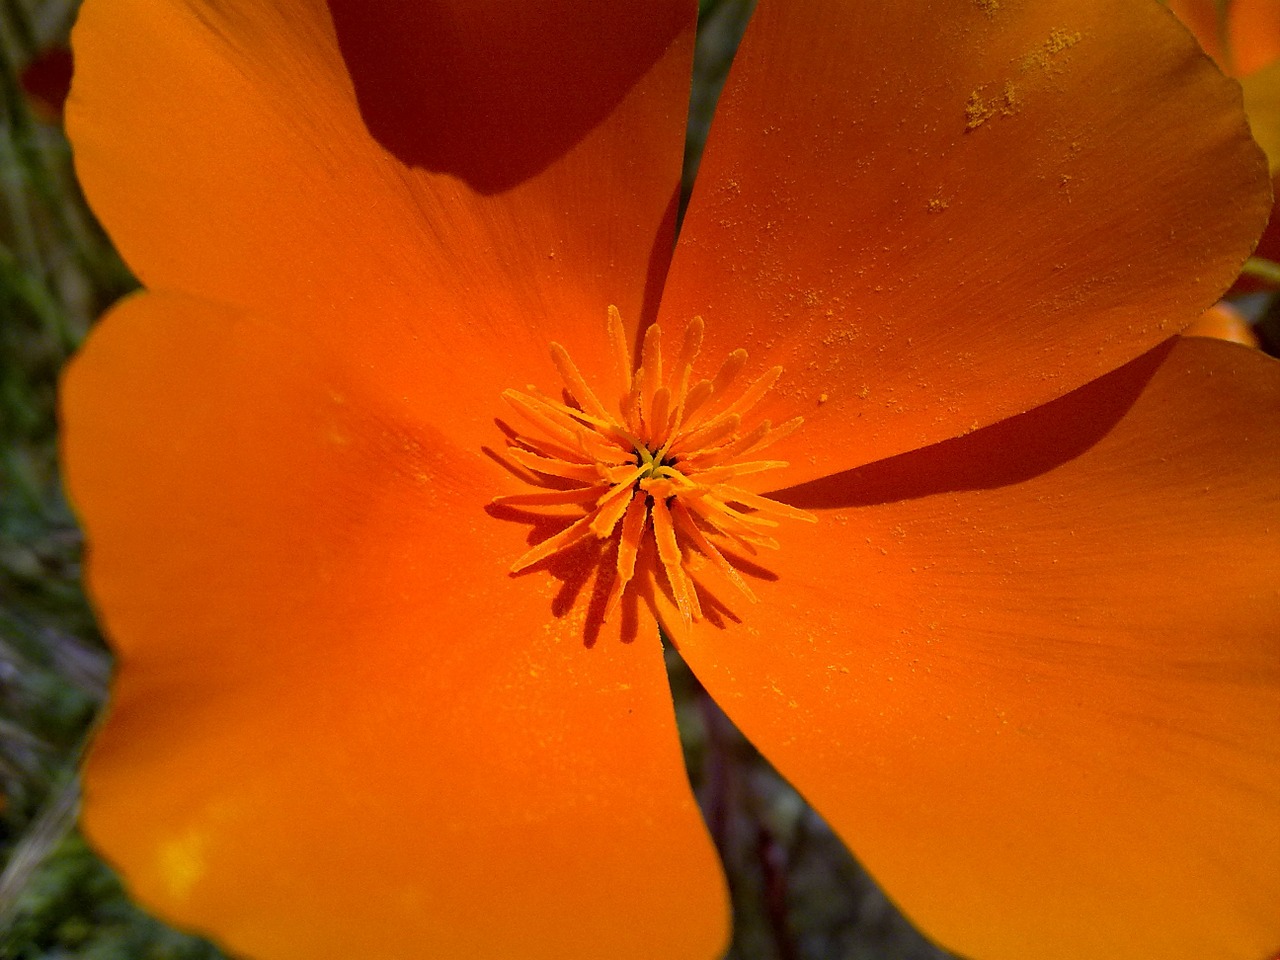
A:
603 494 650 622
671 500 758 604
498 308 814 625
607 305 632 403
549 342 612 422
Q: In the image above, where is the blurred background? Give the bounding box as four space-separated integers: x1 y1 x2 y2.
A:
0 0 1276 958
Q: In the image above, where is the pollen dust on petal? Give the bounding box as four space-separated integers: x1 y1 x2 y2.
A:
965 80 1019 130
1021 27 1083 72
965 27 1083 133
492 307 816 634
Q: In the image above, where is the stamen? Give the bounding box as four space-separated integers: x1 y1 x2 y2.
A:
699 496 781 531
491 486 607 508
499 308 813 626
648 387 672 448
714 485 819 523
603 494 650 622
510 513 597 573
505 447 606 483
549 342 612 421
502 390 593 458
651 496 700 626
681 413 742 455
710 349 748 402
689 461 791 483
686 378 716 422
671 500 758 604
637 324 663 441
607 305 632 404
721 365 784 420
670 317 704 417
623 368 644 435
589 476 643 537
519 386 638 455
641 323 664 399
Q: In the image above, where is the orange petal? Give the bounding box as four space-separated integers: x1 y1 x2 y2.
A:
1168 0 1280 79
661 0 1270 487
62 293 727 960
671 338 1280 960
1167 0 1230 70
1183 300 1261 347
68 0 694 453
1232 172 1280 295
1230 0 1280 78
1233 61 1280 294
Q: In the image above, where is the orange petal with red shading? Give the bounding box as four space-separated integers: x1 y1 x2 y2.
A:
62 293 728 960
67 0 694 454
662 0 1270 487
671 339 1280 960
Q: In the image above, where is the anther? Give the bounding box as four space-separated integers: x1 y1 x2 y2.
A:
499 308 815 627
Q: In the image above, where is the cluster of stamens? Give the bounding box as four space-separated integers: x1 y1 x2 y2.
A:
495 307 816 626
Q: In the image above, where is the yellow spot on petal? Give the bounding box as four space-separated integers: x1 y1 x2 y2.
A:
158 831 206 901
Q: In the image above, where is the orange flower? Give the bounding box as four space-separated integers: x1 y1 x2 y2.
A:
1170 0 1280 290
60 2 1279 960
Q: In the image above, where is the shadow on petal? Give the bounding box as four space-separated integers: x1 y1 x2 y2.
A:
328 0 691 193
776 340 1175 510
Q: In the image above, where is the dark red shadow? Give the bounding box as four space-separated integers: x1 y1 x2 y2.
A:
21 46 73 122
774 340 1175 510
327 0 691 194
485 498 646 648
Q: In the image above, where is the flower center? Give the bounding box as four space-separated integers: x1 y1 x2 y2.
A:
494 307 816 628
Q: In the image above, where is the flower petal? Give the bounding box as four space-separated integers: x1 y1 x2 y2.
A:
1167 0 1229 69
1229 0 1280 78
1166 0 1280 79
62 293 728 960
324 0 687 193
671 338 1280 960
1183 300 1261 347
661 0 1270 486
68 0 694 450
1243 60 1280 172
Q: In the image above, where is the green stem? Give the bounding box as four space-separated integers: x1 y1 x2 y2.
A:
1241 257 1280 287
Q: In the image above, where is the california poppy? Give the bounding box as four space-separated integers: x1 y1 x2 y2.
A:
1170 0 1280 292
60 2 1279 960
